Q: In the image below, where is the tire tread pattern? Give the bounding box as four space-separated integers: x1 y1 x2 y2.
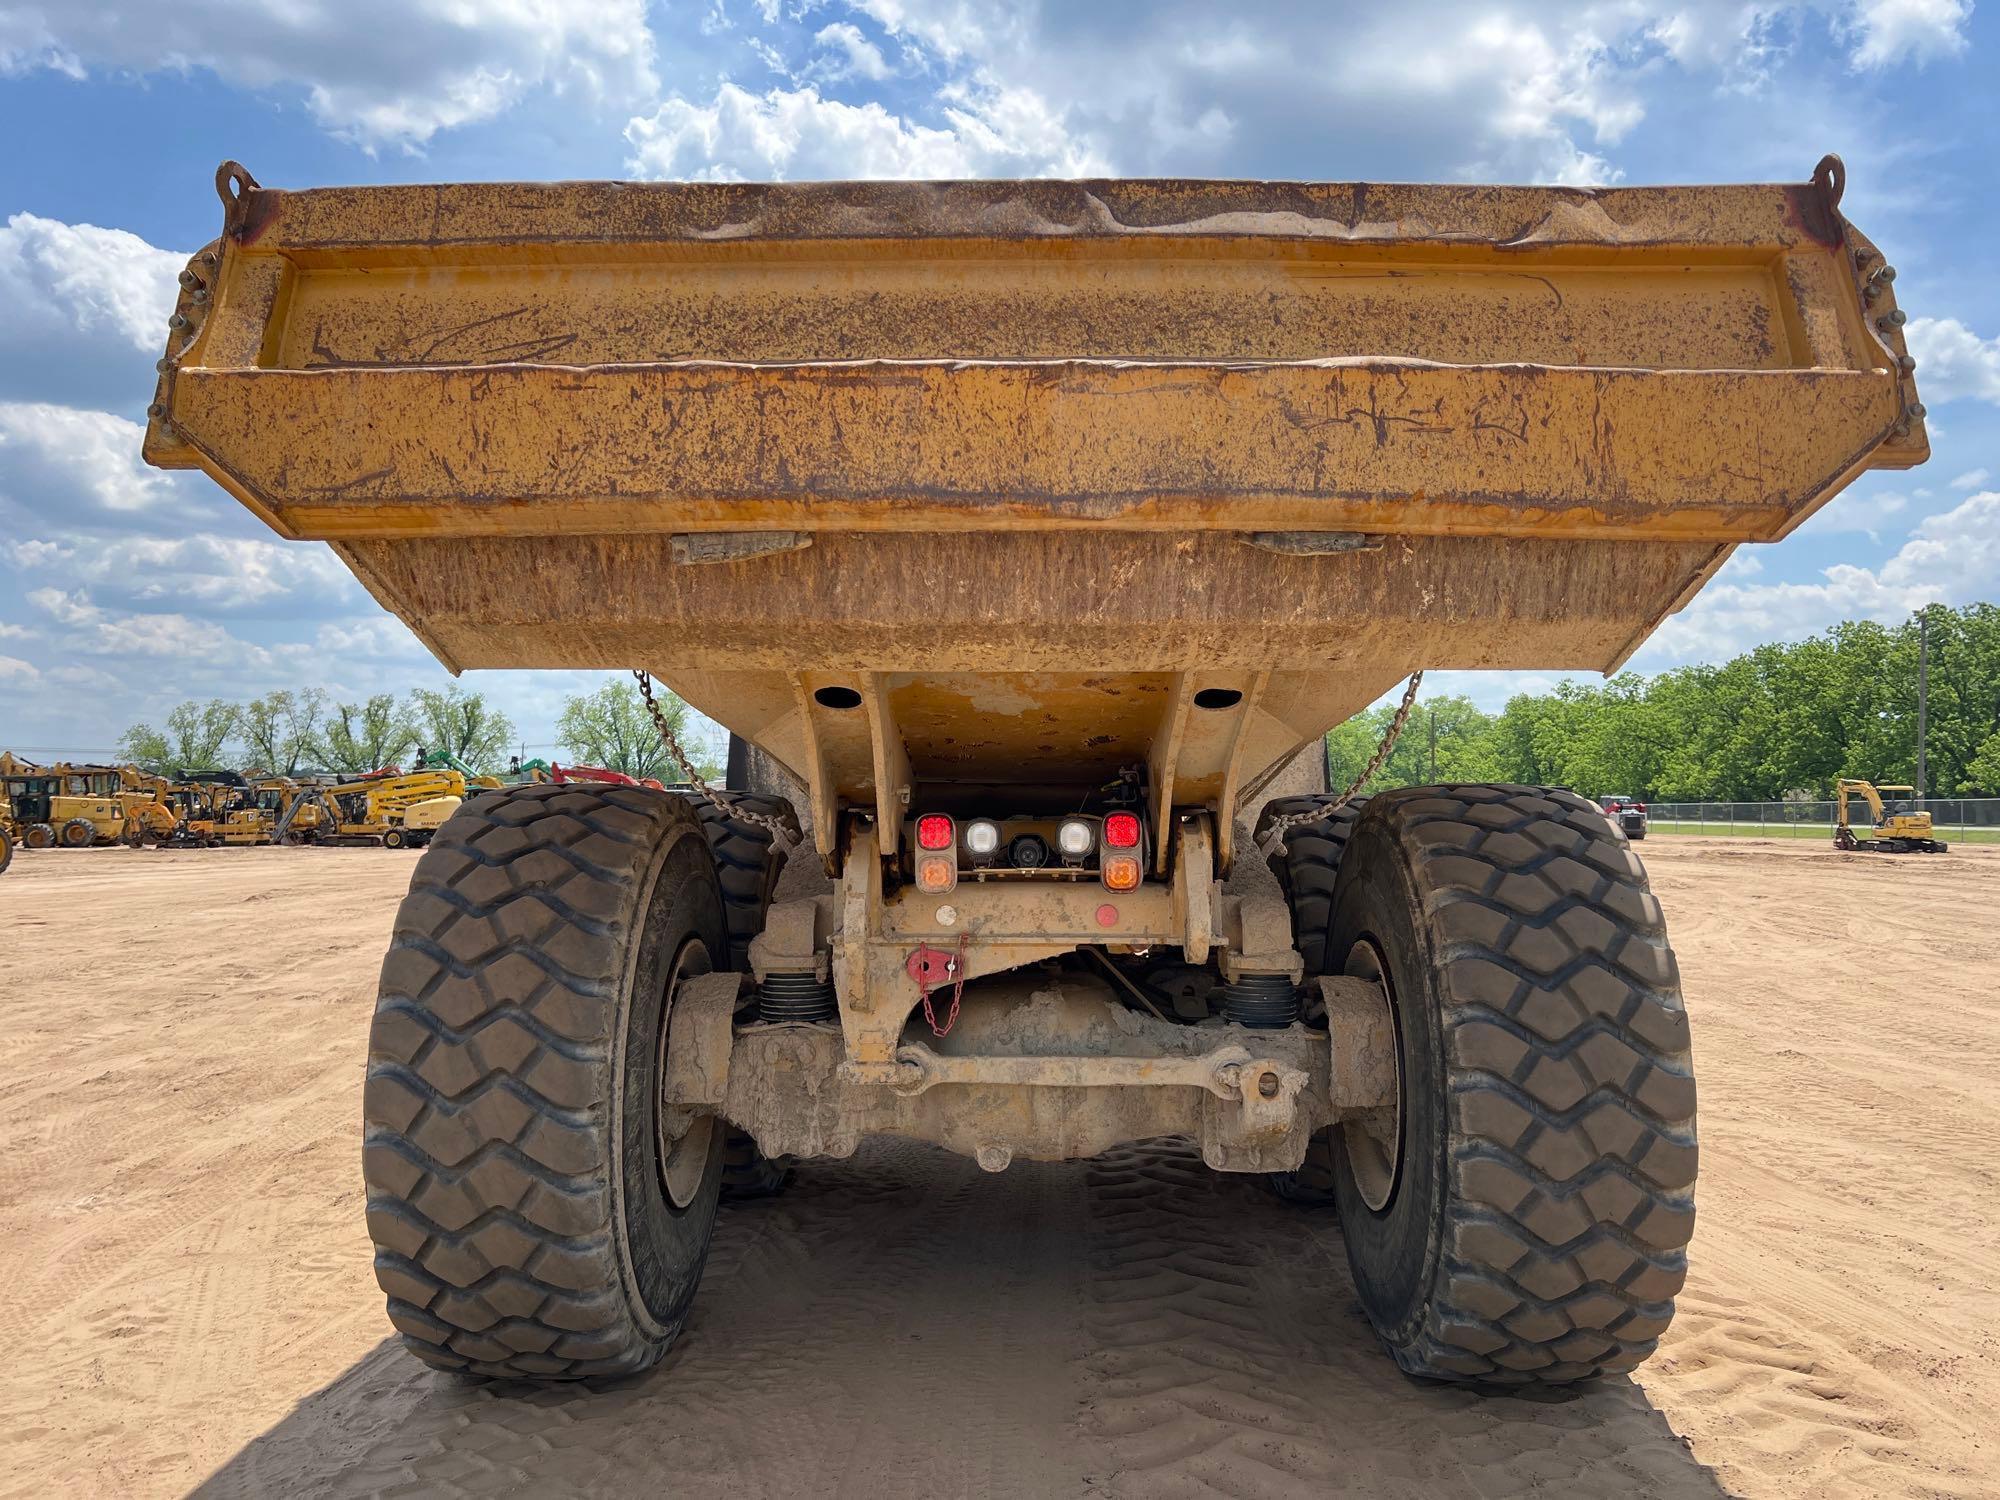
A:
675 790 799 973
1368 784 1696 1384
1257 792 1373 1205
362 782 704 1379
1257 792 1372 975
674 789 800 1199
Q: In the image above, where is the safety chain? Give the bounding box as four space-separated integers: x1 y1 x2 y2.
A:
631 669 801 844
908 935 968 1038
1256 670 1425 857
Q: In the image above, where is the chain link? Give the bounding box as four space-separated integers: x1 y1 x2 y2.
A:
1256 670 1425 858
631 669 801 844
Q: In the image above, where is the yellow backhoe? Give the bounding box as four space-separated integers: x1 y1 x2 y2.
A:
145 155 1924 1389
1834 779 1947 853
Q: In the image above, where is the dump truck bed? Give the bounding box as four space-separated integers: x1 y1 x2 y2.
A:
145 160 1925 859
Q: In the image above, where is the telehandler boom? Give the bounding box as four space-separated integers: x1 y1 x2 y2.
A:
145 157 1925 1388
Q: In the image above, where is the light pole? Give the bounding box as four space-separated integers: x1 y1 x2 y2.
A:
1916 609 1929 805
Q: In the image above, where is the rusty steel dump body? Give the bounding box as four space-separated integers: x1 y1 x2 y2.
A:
145 160 1926 865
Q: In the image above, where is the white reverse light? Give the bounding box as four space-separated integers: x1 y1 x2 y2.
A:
1057 818 1094 858
964 819 1001 856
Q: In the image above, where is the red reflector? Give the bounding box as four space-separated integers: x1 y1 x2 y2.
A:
1103 812 1141 848
916 814 954 850
1095 903 1119 928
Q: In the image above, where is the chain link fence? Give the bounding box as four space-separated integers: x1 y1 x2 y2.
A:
1643 798 2000 844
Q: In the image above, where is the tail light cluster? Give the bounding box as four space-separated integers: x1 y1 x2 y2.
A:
910 811 1147 895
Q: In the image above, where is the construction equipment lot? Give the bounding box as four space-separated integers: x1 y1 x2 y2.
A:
1 838 1994 1499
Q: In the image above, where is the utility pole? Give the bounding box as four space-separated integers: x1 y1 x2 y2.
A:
1916 609 1929 804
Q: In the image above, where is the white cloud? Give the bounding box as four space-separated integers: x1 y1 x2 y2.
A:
719 0 1973 190
1950 468 1990 490
1846 0 1972 67
27 585 252 659
1905 317 2000 407
0 214 182 410
0 213 181 353
1387 17 1641 185
1795 484 1909 540
0 403 197 520
0 1 658 149
625 78 1106 181
1718 550 1764 577
844 0 1019 65
814 21 894 80
315 616 427 657
6 532 354 607
0 654 35 682
1642 490 2000 666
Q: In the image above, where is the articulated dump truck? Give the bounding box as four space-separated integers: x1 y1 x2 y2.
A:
145 157 1924 1386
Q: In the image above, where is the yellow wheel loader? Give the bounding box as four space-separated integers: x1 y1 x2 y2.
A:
145 156 1925 1388
1834 779 1947 853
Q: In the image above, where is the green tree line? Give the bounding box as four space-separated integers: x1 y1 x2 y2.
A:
107 605 2000 797
117 679 719 781
1328 604 2000 800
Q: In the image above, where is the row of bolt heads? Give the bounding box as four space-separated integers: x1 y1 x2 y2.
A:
1861 256 1925 424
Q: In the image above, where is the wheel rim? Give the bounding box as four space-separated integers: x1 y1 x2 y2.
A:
1341 936 1403 1213
654 935 715 1210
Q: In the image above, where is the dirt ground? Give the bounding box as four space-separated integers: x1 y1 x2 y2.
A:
0 838 1995 1499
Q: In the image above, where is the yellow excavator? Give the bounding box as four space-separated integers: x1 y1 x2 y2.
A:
1834 779 1947 853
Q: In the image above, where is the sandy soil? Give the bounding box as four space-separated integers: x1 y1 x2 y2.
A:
0 838 1994 1499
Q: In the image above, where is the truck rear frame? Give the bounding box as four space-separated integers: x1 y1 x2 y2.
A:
144 157 1922 1387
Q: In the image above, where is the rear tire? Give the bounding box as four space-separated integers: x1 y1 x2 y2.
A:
676 790 800 973
1328 785 1696 1385
382 827 407 849
720 1129 793 1198
1257 792 1373 974
0 826 12 875
58 817 96 848
362 783 730 1379
1258 792 1372 1205
675 787 801 1197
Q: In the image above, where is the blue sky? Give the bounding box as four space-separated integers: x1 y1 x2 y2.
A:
1 0 1996 757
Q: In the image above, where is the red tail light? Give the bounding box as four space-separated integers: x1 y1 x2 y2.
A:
916 814 954 850
1103 812 1141 848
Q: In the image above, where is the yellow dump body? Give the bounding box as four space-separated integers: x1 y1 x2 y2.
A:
145 159 1925 862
